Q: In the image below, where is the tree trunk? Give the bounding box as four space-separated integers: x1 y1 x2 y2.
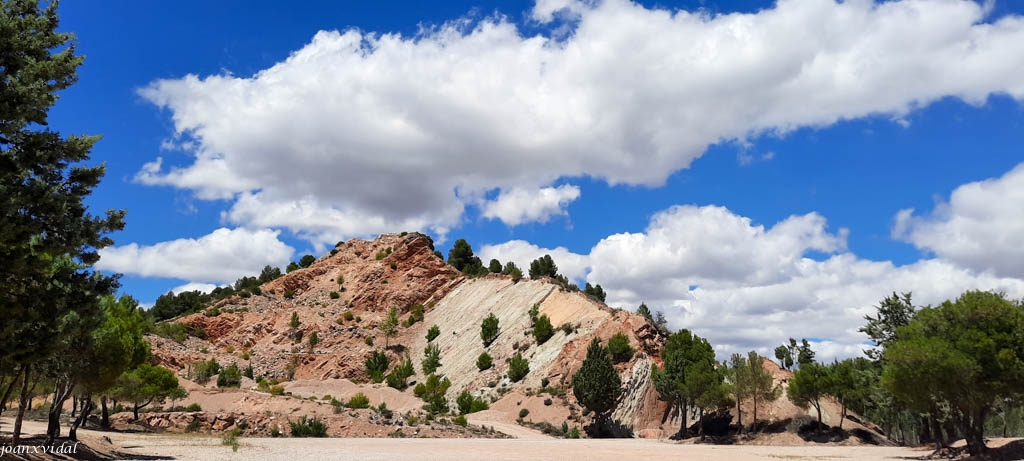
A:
0 366 24 423
101 396 110 428
70 396 93 441
699 408 706 441
815 402 822 425
930 414 946 450
133 403 140 421
45 379 75 445
12 365 32 445
839 402 846 430
752 394 758 432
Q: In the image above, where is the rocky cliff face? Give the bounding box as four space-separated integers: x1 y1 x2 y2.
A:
148 232 674 436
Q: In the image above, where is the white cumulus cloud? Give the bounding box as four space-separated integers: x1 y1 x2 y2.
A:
893 162 1024 278
481 185 580 226
136 0 1024 244
97 228 295 284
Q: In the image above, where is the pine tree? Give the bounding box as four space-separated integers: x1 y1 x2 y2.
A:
572 337 622 436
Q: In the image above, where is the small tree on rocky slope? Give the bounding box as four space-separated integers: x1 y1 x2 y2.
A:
573 337 622 437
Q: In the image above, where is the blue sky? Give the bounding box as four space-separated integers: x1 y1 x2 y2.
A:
54 0 1024 359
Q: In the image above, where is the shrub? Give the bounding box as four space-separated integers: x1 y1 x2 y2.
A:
386 357 415 390
519 408 529 419
290 312 300 328
344 311 354 321
457 391 491 415
607 332 635 363
347 392 370 409
407 304 425 326
541 377 549 388
337 275 345 285
560 323 574 335
426 324 440 342
376 402 394 419
284 289 295 299
414 374 451 414
422 343 442 375
390 262 397 270
533 314 554 344
544 398 553 406
270 425 282 437
528 303 539 325
454 415 468 427
330 398 344 414
153 322 189 343
308 331 320 348
188 358 221 384
289 416 327 437
476 352 493 371
508 353 529 382
186 403 202 412
365 350 390 383
222 427 241 452
568 426 580 438
481 313 500 347
243 364 254 379
329 291 340 299
365 336 374 346
269 385 285 395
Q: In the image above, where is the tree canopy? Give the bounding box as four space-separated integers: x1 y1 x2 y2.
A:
573 337 622 436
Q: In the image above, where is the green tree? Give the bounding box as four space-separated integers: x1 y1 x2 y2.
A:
476 352 493 371
883 290 1024 456
652 329 721 437
426 324 440 342
286 261 300 273
533 314 554 344
380 307 399 348
636 303 652 321
0 0 126 442
607 333 635 363
528 254 559 279
788 361 831 425
217 363 242 388
364 350 390 383
421 342 441 375
447 239 476 272
308 331 320 349
572 337 622 436
797 339 815 367
298 254 316 268
861 292 916 362
110 363 183 420
488 259 502 273
385 356 414 390
508 352 530 382
258 265 282 283
481 313 500 347
745 351 780 430
774 345 793 370
290 311 300 329
725 353 752 432
413 374 451 414
502 261 523 282
583 283 606 302
827 357 871 430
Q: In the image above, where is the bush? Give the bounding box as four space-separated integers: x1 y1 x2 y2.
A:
476 352 493 371
330 398 344 414
365 336 374 346
347 392 370 409
414 374 451 414
376 402 393 419
290 312 300 328
153 322 189 343
607 332 635 363
284 289 295 299
454 415 468 427
269 385 285 395
457 391 490 415
186 403 202 412
344 311 354 321
426 324 440 342
528 303 540 325
407 304 425 326
508 353 529 382
560 323 574 335
568 426 580 438
544 398 553 406
270 425 282 437
481 313 500 347
329 291 340 299
289 416 327 437
422 343 442 375
188 358 221 384
217 363 242 388
534 314 554 344
308 331 320 348
365 350 390 383
386 357 415 390
519 408 530 419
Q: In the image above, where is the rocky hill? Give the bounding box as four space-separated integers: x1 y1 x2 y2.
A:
143 232 887 442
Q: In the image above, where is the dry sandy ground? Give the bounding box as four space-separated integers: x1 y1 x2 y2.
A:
102 434 928 461
1 417 934 461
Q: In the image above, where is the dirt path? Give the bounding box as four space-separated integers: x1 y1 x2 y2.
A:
465 415 551 440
